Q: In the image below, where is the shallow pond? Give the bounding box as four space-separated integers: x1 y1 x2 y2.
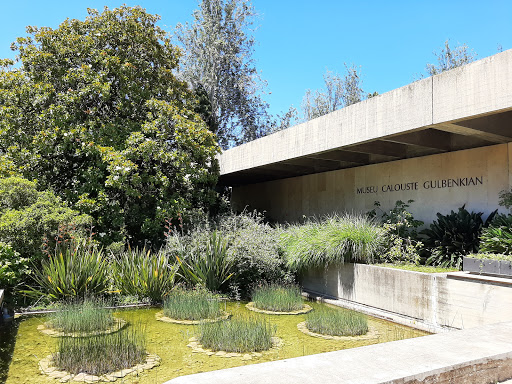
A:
2 302 428 383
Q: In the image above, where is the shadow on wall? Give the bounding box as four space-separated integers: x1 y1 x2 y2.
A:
300 263 356 300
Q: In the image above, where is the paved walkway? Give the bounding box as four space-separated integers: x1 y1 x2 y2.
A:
166 321 512 384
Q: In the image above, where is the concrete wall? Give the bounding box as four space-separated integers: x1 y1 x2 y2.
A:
301 263 512 330
232 143 511 225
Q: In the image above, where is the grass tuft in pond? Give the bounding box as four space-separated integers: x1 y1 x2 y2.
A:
54 326 146 375
49 297 114 333
306 306 368 336
198 315 276 353
252 283 303 312
163 287 222 320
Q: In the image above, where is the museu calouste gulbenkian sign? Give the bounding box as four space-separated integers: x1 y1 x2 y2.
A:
229 143 511 224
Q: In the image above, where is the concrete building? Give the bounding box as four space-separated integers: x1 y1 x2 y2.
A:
219 50 512 224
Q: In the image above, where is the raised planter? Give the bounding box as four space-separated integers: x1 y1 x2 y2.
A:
463 256 512 277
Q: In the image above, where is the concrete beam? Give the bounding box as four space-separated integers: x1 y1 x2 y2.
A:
432 122 510 144
308 150 370 164
345 140 408 158
384 129 453 151
220 50 512 180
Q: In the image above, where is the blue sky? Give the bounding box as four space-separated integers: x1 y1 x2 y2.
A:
1 0 511 117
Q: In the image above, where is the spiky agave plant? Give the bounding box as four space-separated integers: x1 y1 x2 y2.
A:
176 231 235 292
29 239 109 300
113 246 178 302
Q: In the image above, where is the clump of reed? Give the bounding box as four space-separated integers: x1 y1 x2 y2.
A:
252 283 303 312
49 297 114 333
163 287 222 320
280 213 386 270
198 315 276 353
54 326 146 375
305 306 368 336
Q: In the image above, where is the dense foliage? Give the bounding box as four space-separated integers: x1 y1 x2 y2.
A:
479 213 512 255
0 177 91 263
421 206 497 268
0 6 220 247
164 211 289 298
369 200 424 265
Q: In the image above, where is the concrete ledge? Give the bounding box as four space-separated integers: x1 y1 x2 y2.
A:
165 321 512 384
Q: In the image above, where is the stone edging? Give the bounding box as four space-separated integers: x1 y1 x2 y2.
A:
155 310 231 325
37 317 127 338
38 352 160 382
297 321 380 341
186 336 283 360
245 302 313 315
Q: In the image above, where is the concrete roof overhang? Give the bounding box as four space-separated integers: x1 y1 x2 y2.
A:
219 50 512 186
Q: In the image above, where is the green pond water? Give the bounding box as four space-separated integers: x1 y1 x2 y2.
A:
1 302 428 384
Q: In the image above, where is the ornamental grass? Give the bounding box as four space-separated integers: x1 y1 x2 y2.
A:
49 297 113 334
305 306 368 336
198 315 275 353
163 287 222 321
251 283 303 312
54 326 146 375
281 213 385 270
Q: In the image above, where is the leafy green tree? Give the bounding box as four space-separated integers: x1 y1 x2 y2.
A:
176 0 270 148
0 6 220 246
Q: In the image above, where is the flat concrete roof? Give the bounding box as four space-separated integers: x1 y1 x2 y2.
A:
220 50 512 186
165 320 512 384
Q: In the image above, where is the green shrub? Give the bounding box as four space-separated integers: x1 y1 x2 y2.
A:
49 297 114 333
479 214 512 255
198 315 275 353
175 231 235 292
252 283 303 312
421 206 497 268
164 210 289 299
219 211 290 298
306 306 368 336
0 177 92 263
29 239 109 300
280 213 385 270
369 200 423 265
163 287 222 320
0 242 29 288
54 327 146 375
113 247 177 303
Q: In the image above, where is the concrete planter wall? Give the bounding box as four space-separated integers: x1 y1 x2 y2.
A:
300 263 512 330
463 256 512 277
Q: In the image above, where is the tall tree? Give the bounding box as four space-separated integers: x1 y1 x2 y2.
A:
300 64 364 122
426 40 477 76
176 0 269 148
0 6 220 247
